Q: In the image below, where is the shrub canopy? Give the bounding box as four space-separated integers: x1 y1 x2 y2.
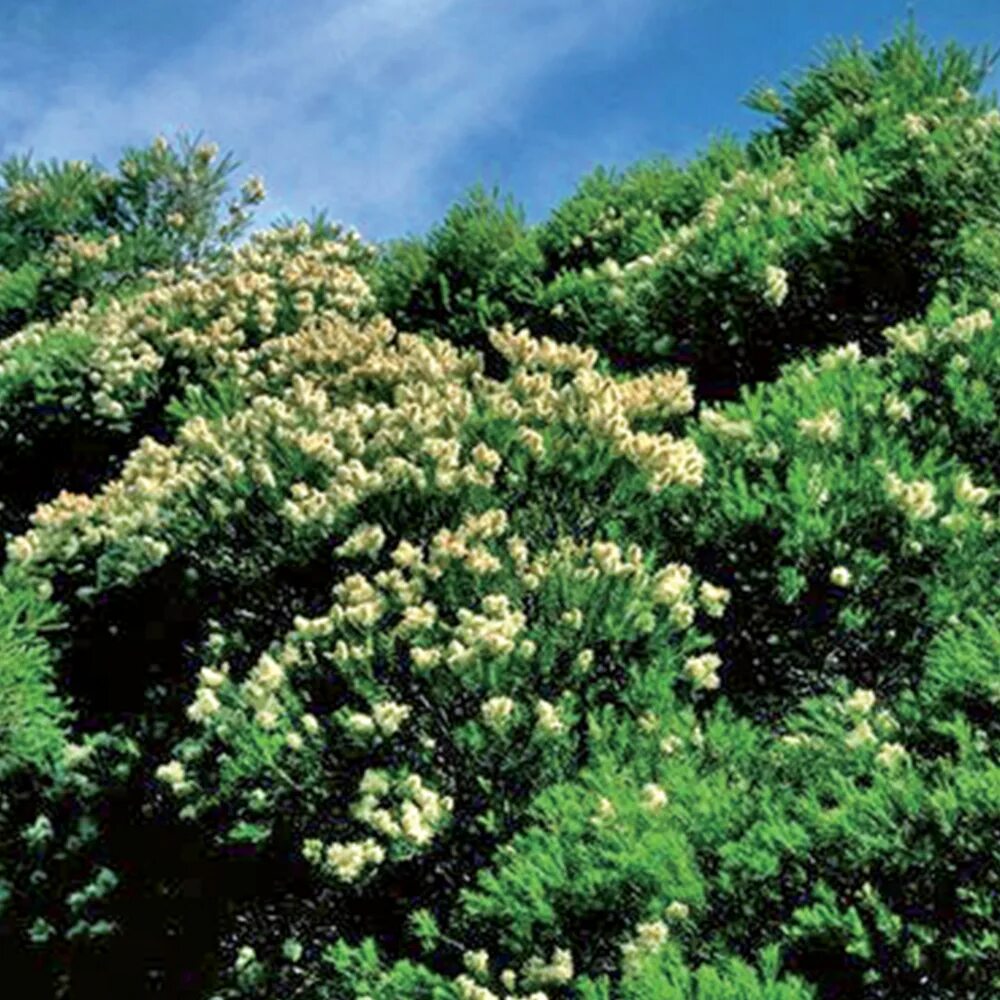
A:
0 22 998 1000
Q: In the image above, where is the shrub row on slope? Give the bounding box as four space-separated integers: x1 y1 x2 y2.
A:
0 24 997 1000
375 30 1000 396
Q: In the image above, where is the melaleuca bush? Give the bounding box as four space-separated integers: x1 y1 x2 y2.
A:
158 512 730 893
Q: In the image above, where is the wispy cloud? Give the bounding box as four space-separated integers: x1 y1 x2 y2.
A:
1 0 664 240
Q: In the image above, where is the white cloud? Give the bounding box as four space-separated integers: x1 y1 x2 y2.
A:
0 0 664 239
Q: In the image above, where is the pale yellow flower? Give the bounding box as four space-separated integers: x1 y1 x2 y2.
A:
763 265 789 307
875 742 908 768
641 783 668 811
845 720 877 748
844 688 876 715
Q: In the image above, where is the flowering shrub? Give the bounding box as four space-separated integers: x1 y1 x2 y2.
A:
0 23 998 1000
373 27 1000 407
374 184 543 366
0 132 265 337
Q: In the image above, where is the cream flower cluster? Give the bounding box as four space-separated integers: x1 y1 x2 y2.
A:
316 525 689 703
300 773 453 884
591 795 616 826
884 308 992 356
7 434 190 579
304 836 384 883
520 947 574 989
649 561 695 625
589 539 646 578
155 759 191 795
8 318 492 581
885 471 938 520
50 233 122 277
509 537 727 646
488 324 599 373
456 594 528 660
818 341 863 369
640 782 669 811
684 652 722 691
883 392 913 423
2 180 45 213
697 580 731 618
454 975 549 1000
797 408 842 442
351 770 454 849
763 265 789 307
903 112 930 138
0 223 379 443
240 645 303 730
534 699 566 736
481 695 517 731
842 688 902 763
241 175 267 203
943 308 992 343
841 687 906 764
622 431 706 492
331 572 387 629
954 472 991 507
370 701 412 736
621 919 670 977
844 687 876 715
335 522 387 559
476 327 704 491
883 320 929 355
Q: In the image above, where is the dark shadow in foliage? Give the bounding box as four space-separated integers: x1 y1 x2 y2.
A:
692 521 937 723
19 540 354 1000
782 944 868 1000
47 557 212 734
0 386 175 549
64 785 263 1000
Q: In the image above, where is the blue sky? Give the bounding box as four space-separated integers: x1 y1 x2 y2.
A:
1 0 998 244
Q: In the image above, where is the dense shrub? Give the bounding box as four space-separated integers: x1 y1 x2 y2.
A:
373 184 544 369
0 131 266 337
0 22 997 1000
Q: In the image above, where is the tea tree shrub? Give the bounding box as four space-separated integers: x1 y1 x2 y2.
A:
0 22 998 1000
0 132 264 337
0 222 377 540
373 184 544 367
375 27 1000 398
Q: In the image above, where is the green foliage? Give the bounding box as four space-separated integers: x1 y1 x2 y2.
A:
373 183 543 352
745 21 998 153
0 131 263 335
0 579 71 778
1 22 999 1000
620 944 816 999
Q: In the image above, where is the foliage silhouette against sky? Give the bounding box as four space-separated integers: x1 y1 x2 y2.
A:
1 1 998 239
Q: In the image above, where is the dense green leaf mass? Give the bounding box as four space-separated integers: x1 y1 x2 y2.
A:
0 23 998 1000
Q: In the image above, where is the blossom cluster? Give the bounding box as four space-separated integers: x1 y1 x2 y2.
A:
797 408 842 443
50 233 122 277
763 264 790 307
841 688 908 767
0 222 380 443
884 471 938 520
481 325 704 490
883 307 993 356
620 918 670 977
